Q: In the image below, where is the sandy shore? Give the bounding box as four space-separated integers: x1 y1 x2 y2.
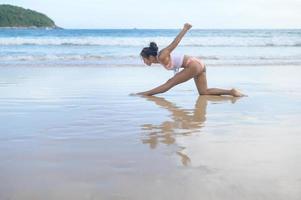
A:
0 65 301 200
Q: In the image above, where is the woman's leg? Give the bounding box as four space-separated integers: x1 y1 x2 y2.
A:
194 70 244 97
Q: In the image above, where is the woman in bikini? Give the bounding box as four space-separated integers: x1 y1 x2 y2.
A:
136 23 245 97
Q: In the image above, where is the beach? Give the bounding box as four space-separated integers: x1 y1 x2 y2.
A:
1 64 301 200
1 28 301 199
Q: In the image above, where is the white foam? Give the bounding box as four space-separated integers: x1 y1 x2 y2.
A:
1 54 301 67
1 36 301 47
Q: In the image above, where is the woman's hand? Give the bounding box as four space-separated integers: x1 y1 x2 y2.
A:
129 92 148 96
184 23 192 31
136 92 145 96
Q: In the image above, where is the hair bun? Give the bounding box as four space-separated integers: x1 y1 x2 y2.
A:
149 42 158 51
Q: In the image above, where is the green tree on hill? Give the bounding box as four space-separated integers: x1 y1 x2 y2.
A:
0 4 57 28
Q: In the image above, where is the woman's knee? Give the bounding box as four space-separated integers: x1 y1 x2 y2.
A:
198 89 209 95
198 91 209 95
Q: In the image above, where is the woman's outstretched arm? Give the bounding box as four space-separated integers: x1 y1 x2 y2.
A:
136 81 172 96
161 23 192 54
136 64 198 96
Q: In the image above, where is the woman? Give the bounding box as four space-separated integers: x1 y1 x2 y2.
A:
136 23 245 97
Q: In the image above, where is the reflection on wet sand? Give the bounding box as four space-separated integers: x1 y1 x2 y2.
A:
141 95 239 166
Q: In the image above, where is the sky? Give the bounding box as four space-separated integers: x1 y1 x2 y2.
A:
0 0 300 29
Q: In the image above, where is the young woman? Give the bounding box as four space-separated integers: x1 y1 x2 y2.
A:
136 23 245 97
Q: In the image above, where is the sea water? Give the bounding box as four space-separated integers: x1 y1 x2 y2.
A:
0 28 301 67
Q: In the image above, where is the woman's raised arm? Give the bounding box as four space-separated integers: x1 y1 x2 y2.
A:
161 23 192 55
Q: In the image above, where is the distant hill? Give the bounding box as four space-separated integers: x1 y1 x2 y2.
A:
0 4 58 28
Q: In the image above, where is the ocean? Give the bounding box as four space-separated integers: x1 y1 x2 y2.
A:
1 28 301 67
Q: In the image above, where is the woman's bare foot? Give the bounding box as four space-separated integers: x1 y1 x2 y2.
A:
231 88 247 97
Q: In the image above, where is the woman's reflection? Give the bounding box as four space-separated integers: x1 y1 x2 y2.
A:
141 95 239 166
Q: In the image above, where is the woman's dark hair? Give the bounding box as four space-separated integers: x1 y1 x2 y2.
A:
140 42 158 58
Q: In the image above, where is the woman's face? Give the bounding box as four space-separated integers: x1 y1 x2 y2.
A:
142 57 152 66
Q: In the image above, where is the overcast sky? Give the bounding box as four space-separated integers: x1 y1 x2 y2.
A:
1 0 300 29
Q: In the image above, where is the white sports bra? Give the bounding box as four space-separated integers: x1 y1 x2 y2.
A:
157 53 184 74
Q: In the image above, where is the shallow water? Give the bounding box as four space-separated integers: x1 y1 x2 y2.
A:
0 65 301 200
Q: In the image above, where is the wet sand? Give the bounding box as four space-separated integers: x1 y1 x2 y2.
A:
0 65 301 200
